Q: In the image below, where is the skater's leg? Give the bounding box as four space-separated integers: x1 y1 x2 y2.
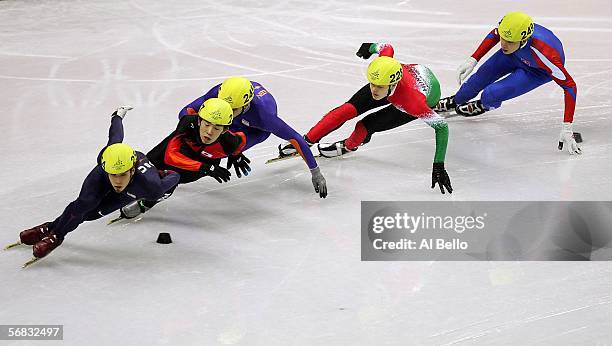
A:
454 50 516 105
306 84 389 143
319 106 416 157
480 67 552 109
345 106 417 149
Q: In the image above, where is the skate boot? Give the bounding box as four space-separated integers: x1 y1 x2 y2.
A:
278 135 315 157
19 222 52 245
433 96 457 113
32 233 63 258
318 140 355 158
456 100 487 117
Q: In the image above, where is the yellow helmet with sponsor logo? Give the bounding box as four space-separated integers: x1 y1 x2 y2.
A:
198 98 233 126
218 77 254 108
101 143 137 174
498 12 534 42
366 56 403 86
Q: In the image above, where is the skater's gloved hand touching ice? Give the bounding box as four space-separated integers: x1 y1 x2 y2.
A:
558 122 582 155
456 57 478 85
431 162 453 194
311 166 328 198
200 162 231 183
227 153 251 178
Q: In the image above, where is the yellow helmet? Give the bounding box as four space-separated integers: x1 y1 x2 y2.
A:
101 143 137 174
198 98 233 126
498 12 534 42
367 56 403 86
218 77 254 108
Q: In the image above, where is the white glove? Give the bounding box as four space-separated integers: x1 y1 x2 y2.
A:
114 105 134 119
558 122 582 155
456 57 478 85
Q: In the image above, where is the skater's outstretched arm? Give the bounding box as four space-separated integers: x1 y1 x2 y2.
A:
471 28 501 62
265 116 319 170
106 106 132 146
455 28 501 85
356 42 395 59
402 91 451 194
262 117 327 198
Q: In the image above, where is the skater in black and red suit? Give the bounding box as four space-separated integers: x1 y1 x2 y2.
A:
117 98 251 219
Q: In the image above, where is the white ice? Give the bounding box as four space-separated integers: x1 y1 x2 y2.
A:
1 0 612 345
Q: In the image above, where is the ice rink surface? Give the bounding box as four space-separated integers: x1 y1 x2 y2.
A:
1 0 612 344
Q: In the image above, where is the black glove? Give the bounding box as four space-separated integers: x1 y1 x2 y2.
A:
199 162 231 183
227 153 251 178
431 162 453 194
356 43 375 59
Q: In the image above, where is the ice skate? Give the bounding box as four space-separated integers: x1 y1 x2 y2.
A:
32 233 63 259
456 100 487 117
19 222 52 246
318 140 355 158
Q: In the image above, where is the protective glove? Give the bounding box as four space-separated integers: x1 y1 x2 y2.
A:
113 106 133 119
227 153 251 178
456 57 478 85
120 200 147 219
558 122 582 155
431 162 453 194
199 162 231 183
310 166 328 198
356 43 375 59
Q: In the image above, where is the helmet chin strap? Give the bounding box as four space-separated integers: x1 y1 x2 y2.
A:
239 103 251 116
128 166 136 184
386 84 397 97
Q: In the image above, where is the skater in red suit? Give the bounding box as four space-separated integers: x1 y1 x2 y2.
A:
279 42 452 194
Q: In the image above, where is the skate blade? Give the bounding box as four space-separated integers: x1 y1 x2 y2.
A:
107 216 125 225
108 215 144 226
4 242 22 250
441 111 459 119
22 257 41 268
265 153 299 164
319 154 346 159
265 153 322 164
317 143 352 159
